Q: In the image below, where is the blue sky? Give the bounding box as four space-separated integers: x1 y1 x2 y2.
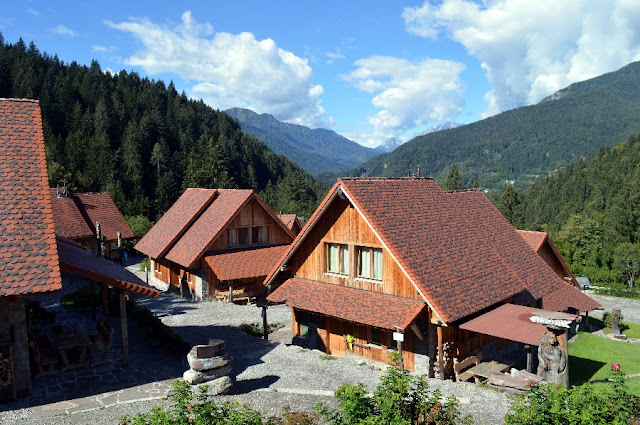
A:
3 1 640 148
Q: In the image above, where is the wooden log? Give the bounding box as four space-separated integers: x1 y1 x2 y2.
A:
119 290 129 367
262 306 268 341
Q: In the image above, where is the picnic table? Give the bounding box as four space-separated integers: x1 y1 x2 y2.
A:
53 327 90 371
465 360 511 380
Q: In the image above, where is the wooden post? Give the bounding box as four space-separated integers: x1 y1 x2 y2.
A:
428 323 437 378
524 345 533 373
119 290 129 367
559 329 569 388
90 280 96 320
102 283 110 332
229 281 234 303
584 311 590 332
262 306 268 341
437 326 444 380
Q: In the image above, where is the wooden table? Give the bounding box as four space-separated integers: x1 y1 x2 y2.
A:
466 361 511 381
53 327 91 371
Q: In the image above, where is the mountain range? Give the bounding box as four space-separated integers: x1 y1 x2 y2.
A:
225 107 379 175
346 61 640 191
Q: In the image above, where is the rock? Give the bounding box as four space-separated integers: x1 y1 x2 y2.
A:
195 340 226 358
182 365 233 385
194 376 233 395
187 350 232 371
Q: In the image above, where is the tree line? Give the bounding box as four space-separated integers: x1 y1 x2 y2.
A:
0 34 326 224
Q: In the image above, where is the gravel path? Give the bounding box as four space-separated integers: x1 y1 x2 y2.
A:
586 291 640 324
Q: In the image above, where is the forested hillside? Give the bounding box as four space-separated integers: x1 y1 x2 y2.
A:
0 35 325 220
518 133 640 286
348 61 640 191
225 107 378 175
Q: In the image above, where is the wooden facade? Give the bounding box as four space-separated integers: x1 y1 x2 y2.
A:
283 196 429 370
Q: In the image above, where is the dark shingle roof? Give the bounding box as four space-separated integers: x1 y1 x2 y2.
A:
57 237 158 297
135 189 217 259
204 245 289 281
267 277 425 330
542 281 601 312
165 190 253 268
0 99 61 296
50 190 134 241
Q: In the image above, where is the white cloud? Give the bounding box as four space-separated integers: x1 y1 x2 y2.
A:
91 45 115 53
26 8 39 16
342 55 465 143
51 24 76 38
403 0 640 116
106 11 325 127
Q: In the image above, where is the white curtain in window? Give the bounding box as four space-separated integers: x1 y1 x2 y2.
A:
260 226 269 244
340 245 349 274
373 248 382 280
359 247 371 277
328 244 338 272
229 228 237 247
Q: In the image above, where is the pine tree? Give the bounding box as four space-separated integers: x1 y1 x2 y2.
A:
444 163 463 191
498 184 523 227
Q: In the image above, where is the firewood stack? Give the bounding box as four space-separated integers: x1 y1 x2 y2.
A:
0 352 12 389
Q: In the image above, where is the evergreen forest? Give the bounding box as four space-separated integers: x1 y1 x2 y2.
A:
0 35 326 223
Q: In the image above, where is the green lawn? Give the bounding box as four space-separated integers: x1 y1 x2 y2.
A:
588 315 640 338
569 331 640 396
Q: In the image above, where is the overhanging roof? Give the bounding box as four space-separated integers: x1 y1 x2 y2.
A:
204 245 289 281
267 277 425 330
57 237 159 297
458 304 577 346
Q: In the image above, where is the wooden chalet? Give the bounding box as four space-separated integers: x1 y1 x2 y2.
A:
265 177 600 375
49 188 135 261
135 189 294 301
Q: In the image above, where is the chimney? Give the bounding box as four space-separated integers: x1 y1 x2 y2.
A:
417 167 421 177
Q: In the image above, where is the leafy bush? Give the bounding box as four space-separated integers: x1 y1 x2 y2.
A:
240 322 284 337
315 351 472 425
505 366 639 424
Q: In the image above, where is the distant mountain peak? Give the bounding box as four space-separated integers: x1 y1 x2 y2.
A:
374 137 401 153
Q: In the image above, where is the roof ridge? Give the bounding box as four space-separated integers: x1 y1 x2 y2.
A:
0 98 40 103
339 176 434 181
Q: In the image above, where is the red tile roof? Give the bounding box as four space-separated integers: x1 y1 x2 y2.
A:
73 192 135 240
204 245 289 281
517 230 547 252
166 190 253 268
459 304 576 346
268 178 573 324
135 189 217 259
542 282 601 312
57 237 158 297
49 188 94 239
267 278 426 330
0 99 62 296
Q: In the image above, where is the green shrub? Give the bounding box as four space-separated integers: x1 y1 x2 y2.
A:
505 366 639 424
315 351 472 425
240 322 285 337
140 256 151 272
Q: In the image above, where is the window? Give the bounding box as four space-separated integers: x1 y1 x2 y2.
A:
327 243 349 275
252 226 269 245
229 227 249 247
370 327 383 345
357 247 382 280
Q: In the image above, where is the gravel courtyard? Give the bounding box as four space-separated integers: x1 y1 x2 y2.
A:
1 291 516 424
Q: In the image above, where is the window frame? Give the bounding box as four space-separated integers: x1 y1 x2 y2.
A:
326 242 349 276
356 246 383 281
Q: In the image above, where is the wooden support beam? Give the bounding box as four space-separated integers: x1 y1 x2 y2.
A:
229 281 234 303
262 306 268 341
411 323 424 342
89 280 96 321
585 311 590 332
119 290 129 367
437 326 444 380
524 344 533 373
102 283 110 332
428 323 437 378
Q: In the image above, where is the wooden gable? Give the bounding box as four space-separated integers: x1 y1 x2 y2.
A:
209 197 292 251
289 196 420 299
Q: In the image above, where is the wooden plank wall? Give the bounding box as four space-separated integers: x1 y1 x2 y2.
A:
154 258 180 286
211 199 292 250
291 197 420 299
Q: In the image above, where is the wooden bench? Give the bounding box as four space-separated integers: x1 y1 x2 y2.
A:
29 340 58 377
453 352 483 382
90 328 115 366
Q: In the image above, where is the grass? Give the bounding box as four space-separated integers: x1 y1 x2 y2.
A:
588 315 640 339
569 331 640 396
320 354 337 360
